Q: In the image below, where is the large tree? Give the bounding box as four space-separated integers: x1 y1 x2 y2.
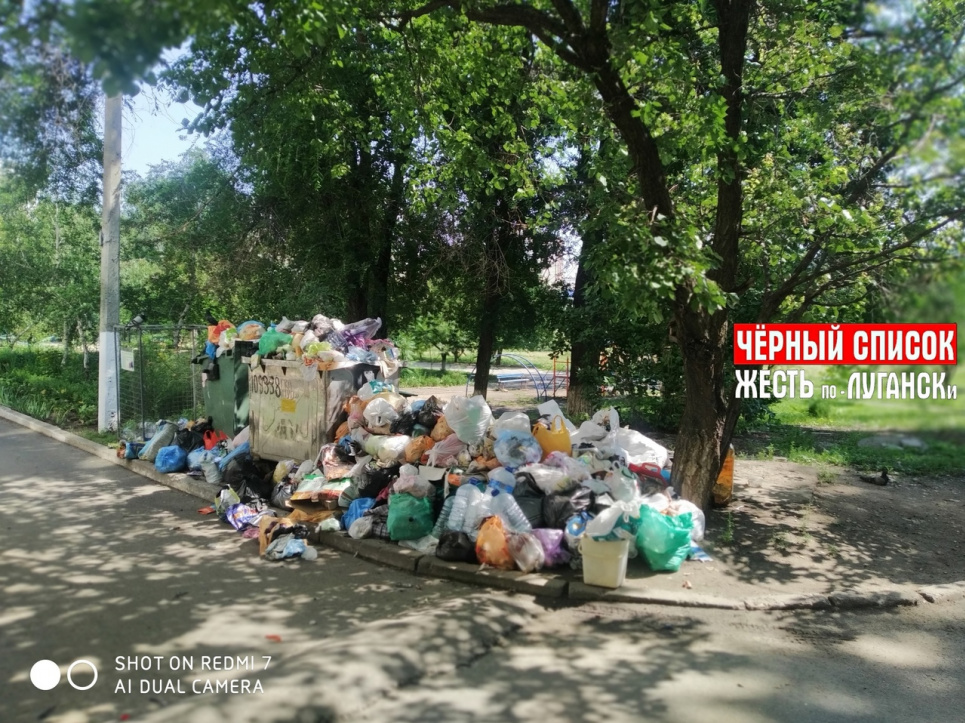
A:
59 0 965 508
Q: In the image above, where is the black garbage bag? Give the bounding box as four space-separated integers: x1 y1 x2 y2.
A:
271 480 294 509
175 428 205 453
223 457 274 502
543 486 594 529
416 396 442 429
356 461 401 499
391 411 419 436
513 472 545 528
436 530 478 563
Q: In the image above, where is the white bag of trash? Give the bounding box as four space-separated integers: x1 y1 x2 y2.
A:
363 398 399 429
443 395 493 444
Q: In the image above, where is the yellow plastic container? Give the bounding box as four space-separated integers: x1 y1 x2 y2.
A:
580 537 630 589
533 416 572 459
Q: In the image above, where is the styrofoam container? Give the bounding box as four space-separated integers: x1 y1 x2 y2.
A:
580 537 630 589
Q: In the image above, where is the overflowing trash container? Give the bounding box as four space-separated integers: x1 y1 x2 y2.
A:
202 340 256 437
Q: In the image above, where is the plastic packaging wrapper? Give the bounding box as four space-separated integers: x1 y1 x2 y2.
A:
508 532 545 573
271 480 294 509
512 473 545 528
668 499 706 542
436 530 477 563
358 380 394 402
341 317 382 347
533 416 571 459
342 498 376 530
636 506 694 572
392 467 435 497
311 314 335 336
532 528 571 568
273 459 295 484
443 396 493 445
492 411 531 435
518 462 571 495
237 321 266 341
363 398 399 429
494 430 542 469
426 434 467 467
215 487 241 519
377 435 410 463
265 534 315 560
292 459 316 483
564 510 594 552
570 407 620 446
232 425 250 449
586 501 641 541
399 535 439 555
543 452 591 484
154 445 188 473
275 317 295 333
603 468 639 502
611 428 669 468
639 491 671 513
475 516 514 570
319 444 355 480
138 421 177 462
348 515 374 539
187 447 219 472
226 503 274 531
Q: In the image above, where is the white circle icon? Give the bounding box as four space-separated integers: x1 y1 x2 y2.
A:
67 660 98 691
30 660 61 690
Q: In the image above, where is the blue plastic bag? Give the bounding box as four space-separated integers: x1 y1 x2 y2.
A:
187 447 219 471
342 498 377 531
155 445 188 474
218 440 250 471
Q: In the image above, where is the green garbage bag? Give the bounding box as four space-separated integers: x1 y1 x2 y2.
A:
258 328 293 356
636 505 693 572
387 493 435 541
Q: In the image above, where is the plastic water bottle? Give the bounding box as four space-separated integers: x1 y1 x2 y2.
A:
491 493 532 534
446 484 483 532
487 467 517 496
432 495 456 538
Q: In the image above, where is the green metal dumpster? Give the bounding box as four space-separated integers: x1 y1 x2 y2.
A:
202 341 256 437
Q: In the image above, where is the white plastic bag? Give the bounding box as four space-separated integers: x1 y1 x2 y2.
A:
603 468 639 502
400 535 439 555
377 435 410 463
443 395 493 444
613 428 669 468
492 411 532 435
585 501 640 541
536 400 577 434
363 398 399 429
348 516 374 539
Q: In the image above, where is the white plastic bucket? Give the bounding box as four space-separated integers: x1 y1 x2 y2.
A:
580 537 630 589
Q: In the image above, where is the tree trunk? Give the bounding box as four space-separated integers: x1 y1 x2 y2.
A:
61 320 70 366
671 298 732 508
566 223 604 419
77 319 90 379
473 287 499 398
439 352 447 373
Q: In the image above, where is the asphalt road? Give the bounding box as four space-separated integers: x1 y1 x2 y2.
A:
1 418 964 723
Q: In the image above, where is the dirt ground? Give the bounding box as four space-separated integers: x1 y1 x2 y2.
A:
403 385 965 595
701 460 965 590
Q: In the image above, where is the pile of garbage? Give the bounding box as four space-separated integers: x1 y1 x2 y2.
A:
151 381 706 579
205 314 400 372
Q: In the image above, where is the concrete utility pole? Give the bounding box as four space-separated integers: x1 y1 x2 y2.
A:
97 94 122 432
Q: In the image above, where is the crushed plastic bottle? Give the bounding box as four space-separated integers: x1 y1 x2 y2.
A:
446 484 483 533
490 493 532 534
432 495 456 538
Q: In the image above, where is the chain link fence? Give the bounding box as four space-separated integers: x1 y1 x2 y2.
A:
114 325 206 441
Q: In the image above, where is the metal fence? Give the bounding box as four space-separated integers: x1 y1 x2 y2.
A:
114 325 206 441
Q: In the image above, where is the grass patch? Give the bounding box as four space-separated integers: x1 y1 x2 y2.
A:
407 349 563 371
399 367 469 388
0 347 98 426
72 428 119 446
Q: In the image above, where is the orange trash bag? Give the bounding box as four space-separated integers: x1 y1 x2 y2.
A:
475 516 514 570
533 416 571 459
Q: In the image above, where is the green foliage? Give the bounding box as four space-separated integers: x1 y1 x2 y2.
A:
398 367 467 387
0 347 98 425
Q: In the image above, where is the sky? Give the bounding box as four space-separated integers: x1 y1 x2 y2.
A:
122 87 205 176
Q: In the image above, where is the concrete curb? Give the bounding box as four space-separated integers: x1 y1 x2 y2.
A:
0 405 217 502
4 405 963 612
